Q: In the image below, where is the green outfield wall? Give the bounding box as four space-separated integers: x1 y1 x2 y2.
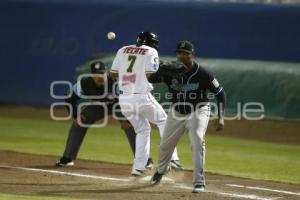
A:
76 54 300 120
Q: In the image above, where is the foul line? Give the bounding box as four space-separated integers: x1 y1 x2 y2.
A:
0 165 130 182
227 184 300 196
0 165 282 200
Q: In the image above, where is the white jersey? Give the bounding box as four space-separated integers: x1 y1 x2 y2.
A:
110 44 159 94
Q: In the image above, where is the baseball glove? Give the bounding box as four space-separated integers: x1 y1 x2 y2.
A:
158 60 187 78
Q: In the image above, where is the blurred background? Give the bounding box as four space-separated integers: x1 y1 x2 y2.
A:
0 0 300 120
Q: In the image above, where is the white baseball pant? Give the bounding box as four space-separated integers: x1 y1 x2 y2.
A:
119 92 179 171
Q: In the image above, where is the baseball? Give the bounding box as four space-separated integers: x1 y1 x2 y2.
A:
107 32 116 40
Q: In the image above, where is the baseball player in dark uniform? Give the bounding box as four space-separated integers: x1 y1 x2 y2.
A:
149 41 226 193
55 61 153 168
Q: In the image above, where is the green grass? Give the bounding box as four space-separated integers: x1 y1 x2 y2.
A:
0 116 300 184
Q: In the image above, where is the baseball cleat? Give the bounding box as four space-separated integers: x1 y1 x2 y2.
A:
150 171 163 185
131 169 147 177
55 157 74 167
170 160 184 170
192 185 205 193
145 158 154 170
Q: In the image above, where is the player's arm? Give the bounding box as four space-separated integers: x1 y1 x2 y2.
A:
210 78 226 119
66 78 96 119
214 87 226 131
65 82 81 119
211 86 226 131
203 69 226 131
145 49 161 82
110 49 120 80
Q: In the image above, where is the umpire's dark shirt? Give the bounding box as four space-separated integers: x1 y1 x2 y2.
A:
149 61 224 114
66 76 118 118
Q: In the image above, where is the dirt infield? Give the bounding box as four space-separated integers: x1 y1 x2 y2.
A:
0 151 299 200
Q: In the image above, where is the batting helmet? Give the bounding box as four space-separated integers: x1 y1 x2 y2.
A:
136 31 159 51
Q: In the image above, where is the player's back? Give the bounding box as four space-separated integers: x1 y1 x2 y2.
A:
111 44 159 94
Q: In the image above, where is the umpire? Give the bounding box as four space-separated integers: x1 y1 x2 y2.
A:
56 61 152 167
149 41 226 193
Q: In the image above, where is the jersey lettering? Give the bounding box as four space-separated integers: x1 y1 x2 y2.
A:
123 47 148 55
111 44 157 93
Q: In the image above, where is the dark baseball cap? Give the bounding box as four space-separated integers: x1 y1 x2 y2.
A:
176 40 194 54
90 61 106 74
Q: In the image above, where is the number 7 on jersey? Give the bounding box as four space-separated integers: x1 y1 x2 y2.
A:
127 55 136 72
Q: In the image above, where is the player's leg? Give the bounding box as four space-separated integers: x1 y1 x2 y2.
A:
56 121 87 166
119 96 151 174
156 109 186 174
142 93 182 165
186 104 210 191
121 121 136 156
121 120 153 169
133 117 151 173
60 122 86 162
114 105 136 156
57 105 106 166
121 113 151 174
118 118 154 169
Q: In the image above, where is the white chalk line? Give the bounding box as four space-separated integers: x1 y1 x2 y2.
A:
227 184 300 196
173 184 281 200
0 165 130 182
0 165 282 200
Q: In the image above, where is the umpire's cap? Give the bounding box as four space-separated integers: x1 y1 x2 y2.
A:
90 61 106 74
176 40 194 54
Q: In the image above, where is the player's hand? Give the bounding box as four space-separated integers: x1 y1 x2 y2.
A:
158 61 187 78
215 118 224 131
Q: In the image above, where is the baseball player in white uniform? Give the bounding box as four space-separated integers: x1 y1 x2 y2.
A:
110 32 182 176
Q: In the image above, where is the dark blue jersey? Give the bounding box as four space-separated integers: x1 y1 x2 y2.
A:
149 61 225 116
